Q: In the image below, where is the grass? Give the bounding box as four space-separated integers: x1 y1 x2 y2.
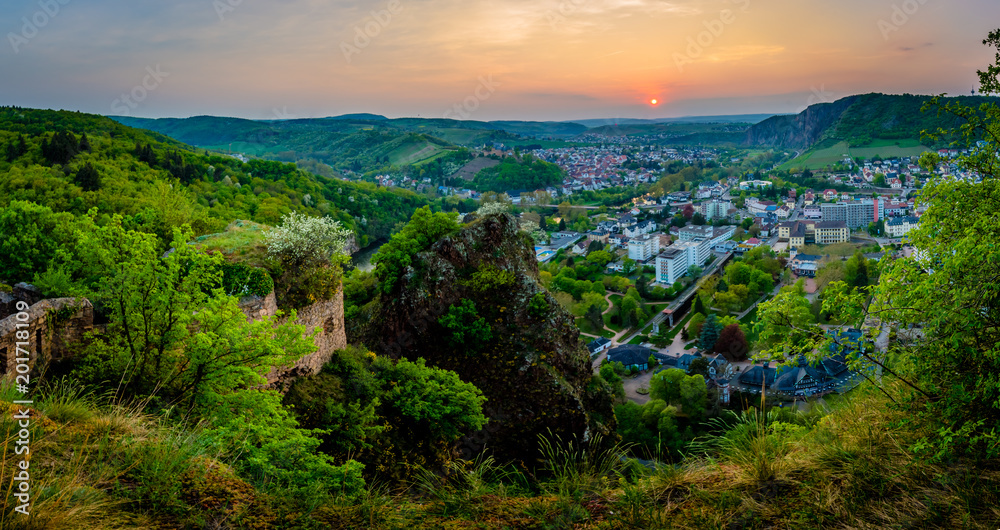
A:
192 219 269 261
574 317 614 338
781 139 932 171
4 380 1000 528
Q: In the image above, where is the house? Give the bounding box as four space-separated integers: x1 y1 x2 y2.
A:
803 191 815 205
778 220 849 247
776 206 792 219
885 215 920 238
587 230 610 245
823 189 838 201
571 240 590 255
624 220 655 238
609 233 629 248
605 344 669 372
787 253 821 277
587 337 612 358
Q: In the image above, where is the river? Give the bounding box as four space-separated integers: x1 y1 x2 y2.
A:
350 239 386 272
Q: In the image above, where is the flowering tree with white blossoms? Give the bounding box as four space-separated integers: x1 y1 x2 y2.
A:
264 212 352 268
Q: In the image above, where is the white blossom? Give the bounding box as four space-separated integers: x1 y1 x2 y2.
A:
263 211 352 266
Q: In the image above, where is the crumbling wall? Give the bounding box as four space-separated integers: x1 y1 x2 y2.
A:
238 287 346 389
0 298 94 378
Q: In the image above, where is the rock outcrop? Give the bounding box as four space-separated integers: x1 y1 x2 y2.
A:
744 95 859 149
356 213 616 465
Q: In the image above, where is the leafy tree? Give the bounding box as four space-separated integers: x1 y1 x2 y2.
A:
682 204 695 220
686 356 710 378
844 250 869 289
587 249 613 267
600 362 625 398
373 206 460 293
699 314 721 351
558 218 567 231
438 299 493 348
649 368 685 403
622 257 637 276
73 218 316 410
692 212 707 225
715 323 749 361
585 303 604 331
204 390 366 498
0 201 79 285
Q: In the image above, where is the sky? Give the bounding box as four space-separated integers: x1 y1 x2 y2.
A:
1 0 998 122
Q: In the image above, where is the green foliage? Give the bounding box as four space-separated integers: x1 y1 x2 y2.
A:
0 200 79 284
472 155 564 192
528 292 550 318
285 347 487 478
599 363 625 399
467 264 516 292
699 314 721 351
220 262 274 297
70 217 316 410
204 389 366 498
373 206 460 293
439 299 494 349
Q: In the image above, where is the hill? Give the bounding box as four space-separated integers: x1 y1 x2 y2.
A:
112 115 588 179
746 93 1000 163
0 107 429 270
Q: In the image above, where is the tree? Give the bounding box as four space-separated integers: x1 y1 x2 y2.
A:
687 265 703 278
587 249 613 267
687 356 710 378
600 362 625 398
265 211 351 269
685 312 706 341
0 201 78 285
682 204 695 220
692 213 706 225
586 303 604 331
845 250 869 289
558 218 567 231
693 294 707 315
714 323 749 361
622 257 637 276
439 299 493 348
74 218 317 410
75 162 101 191
699 314 721 351
649 368 685 403
873 174 887 187
373 206 460 293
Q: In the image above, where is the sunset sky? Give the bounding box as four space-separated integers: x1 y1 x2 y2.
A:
2 0 998 121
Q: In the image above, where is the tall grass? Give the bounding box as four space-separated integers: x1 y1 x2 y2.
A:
538 431 627 500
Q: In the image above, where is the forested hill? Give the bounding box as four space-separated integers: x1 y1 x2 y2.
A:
745 93 1000 149
112 115 580 179
0 107 428 254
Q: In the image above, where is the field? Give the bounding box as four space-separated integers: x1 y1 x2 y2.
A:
783 138 932 170
453 157 500 181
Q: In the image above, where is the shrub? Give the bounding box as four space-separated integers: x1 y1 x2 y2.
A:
221 263 274 297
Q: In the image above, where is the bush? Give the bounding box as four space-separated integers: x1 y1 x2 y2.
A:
221 263 274 297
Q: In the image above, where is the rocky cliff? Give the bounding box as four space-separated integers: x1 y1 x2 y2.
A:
356 213 616 465
744 95 859 149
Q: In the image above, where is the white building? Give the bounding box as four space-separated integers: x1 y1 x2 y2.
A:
885 216 920 238
655 238 713 285
627 233 661 262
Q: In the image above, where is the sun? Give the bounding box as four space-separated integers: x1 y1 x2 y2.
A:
650 98 658 106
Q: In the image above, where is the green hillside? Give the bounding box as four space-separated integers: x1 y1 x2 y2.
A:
0 107 429 261
113 115 584 180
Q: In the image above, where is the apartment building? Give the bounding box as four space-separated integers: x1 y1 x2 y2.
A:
820 199 884 229
627 233 661 262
